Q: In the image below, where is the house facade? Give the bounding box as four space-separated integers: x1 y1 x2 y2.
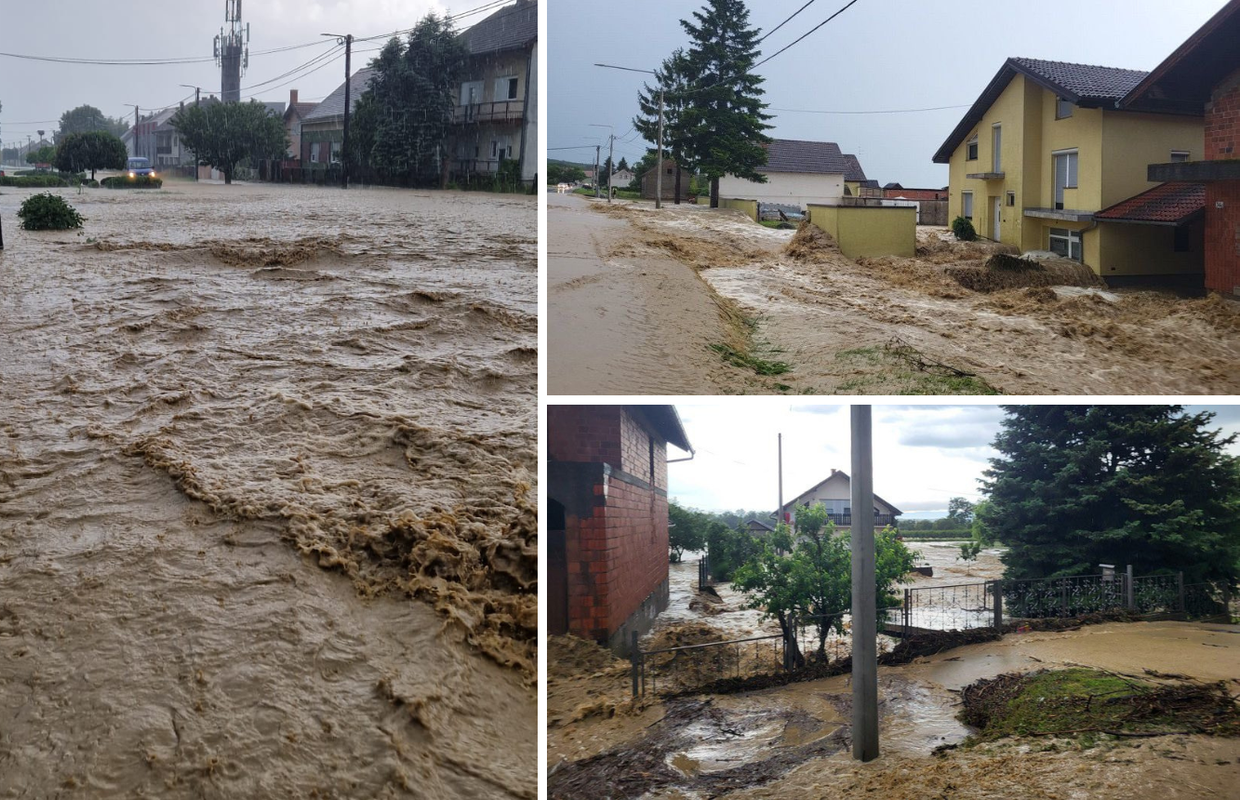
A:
719 138 849 208
1121 0 1240 297
934 58 1204 278
282 89 317 161
640 159 692 202
448 0 538 187
547 406 692 655
300 68 374 170
780 469 901 532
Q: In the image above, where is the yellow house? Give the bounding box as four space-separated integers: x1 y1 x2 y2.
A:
933 58 1205 278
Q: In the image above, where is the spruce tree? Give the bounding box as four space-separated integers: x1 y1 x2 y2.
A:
678 0 772 208
634 48 695 203
979 406 1240 585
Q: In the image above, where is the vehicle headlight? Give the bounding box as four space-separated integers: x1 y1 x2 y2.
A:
129 172 135 178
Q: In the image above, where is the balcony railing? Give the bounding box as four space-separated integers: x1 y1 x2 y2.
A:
453 100 525 124
823 513 897 527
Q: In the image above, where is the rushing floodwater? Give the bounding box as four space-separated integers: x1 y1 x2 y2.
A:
0 182 536 798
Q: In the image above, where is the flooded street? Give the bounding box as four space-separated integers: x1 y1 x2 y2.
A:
0 182 536 797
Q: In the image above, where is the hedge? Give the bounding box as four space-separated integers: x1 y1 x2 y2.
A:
0 175 73 188
100 175 163 189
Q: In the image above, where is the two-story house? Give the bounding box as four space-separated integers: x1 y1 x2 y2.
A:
1120 0 1240 298
448 0 538 188
282 89 318 162
780 469 901 533
933 58 1204 280
300 68 374 170
719 138 853 209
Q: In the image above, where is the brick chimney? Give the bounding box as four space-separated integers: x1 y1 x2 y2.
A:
290 89 299 106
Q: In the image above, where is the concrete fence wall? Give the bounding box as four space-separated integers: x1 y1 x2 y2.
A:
719 197 758 221
806 204 917 259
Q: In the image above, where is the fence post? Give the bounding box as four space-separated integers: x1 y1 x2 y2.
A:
903 588 910 632
1126 564 1135 611
1177 572 1185 614
1060 578 1068 618
630 631 640 698
993 581 1003 629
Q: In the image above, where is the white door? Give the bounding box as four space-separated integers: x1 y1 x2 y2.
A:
993 197 1002 241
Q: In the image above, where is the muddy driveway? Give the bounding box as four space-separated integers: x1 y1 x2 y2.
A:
0 182 536 798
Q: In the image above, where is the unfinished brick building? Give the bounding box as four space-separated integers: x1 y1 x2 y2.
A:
1124 0 1240 297
547 406 692 654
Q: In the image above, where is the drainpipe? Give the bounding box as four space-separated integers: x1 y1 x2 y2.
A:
666 449 695 464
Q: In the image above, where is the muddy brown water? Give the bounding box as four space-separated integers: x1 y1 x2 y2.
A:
0 182 535 797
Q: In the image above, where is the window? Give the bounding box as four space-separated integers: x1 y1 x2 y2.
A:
1049 228 1083 262
1171 150 1191 162
962 191 974 220
1057 97 1074 119
1006 191 1016 207
491 140 498 158
309 143 319 163
1053 150 1079 209
329 141 341 164
966 133 979 161
992 124 1002 172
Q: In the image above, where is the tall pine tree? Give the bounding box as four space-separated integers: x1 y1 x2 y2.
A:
979 406 1240 585
678 0 772 208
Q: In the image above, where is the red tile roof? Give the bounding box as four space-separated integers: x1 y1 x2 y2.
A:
1095 182 1205 224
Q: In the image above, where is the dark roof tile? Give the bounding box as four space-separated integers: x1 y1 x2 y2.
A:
841 153 867 181
459 0 537 55
1095 182 1205 224
764 139 848 174
303 68 374 123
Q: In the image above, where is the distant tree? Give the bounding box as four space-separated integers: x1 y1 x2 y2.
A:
979 406 1240 585
668 501 708 563
26 146 56 165
674 0 772 207
171 101 287 184
634 48 697 202
54 131 127 179
57 104 128 141
617 156 629 172
947 497 975 526
704 520 760 582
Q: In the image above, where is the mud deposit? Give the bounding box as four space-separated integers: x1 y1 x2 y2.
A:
0 183 535 797
568 201 1240 395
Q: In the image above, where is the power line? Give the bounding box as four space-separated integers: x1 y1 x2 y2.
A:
770 103 971 115
758 0 820 43
0 38 334 67
754 0 861 69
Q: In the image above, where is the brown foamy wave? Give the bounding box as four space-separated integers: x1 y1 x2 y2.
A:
88 235 348 267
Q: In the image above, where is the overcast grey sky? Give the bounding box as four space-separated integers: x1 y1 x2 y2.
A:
0 0 474 146
667 405 1240 517
550 0 1228 187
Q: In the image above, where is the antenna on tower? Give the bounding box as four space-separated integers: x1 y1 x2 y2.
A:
216 0 247 102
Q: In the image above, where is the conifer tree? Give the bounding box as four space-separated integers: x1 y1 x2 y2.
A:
979 406 1240 585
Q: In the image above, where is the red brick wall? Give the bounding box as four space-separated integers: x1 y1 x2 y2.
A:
1204 67 1240 294
551 406 671 642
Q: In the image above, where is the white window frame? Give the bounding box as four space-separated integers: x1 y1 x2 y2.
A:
962 191 974 220
1170 150 1191 162
1052 149 1079 210
494 76 519 101
309 143 319 163
1056 97 1075 119
966 133 979 161
329 140 342 165
460 80 484 106
992 124 1002 173
1049 227 1083 262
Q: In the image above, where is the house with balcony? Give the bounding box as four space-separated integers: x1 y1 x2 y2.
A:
1118 0 1240 298
781 469 901 532
448 0 538 187
933 57 1204 280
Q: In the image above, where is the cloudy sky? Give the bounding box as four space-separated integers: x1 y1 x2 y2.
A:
0 0 502 146
549 0 1227 187
667 404 1240 518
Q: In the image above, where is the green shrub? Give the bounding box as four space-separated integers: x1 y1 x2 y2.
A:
17 193 84 230
0 174 72 188
952 216 977 241
100 175 162 189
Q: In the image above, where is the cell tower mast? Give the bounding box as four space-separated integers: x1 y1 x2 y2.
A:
214 0 249 103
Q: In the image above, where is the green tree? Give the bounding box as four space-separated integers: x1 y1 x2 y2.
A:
675 0 772 207
57 104 129 141
617 157 629 172
705 520 761 582
734 503 916 663
668 501 708 563
633 48 697 202
979 406 1240 585
350 14 467 185
947 497 975 526
54 130 127 179
171 101 287 184
26 146 57 165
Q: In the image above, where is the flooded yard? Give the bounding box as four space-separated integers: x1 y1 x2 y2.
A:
0 182 536 798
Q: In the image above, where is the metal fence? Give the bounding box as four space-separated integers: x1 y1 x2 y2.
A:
902 581 997 632
1003 573 1126 620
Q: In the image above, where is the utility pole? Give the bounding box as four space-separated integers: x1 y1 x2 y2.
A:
323 32 353 189
179 85 201 181
777 433 783 526
133 106 140 159
655 87 664 210
594 145 601 199
607 133 614 203
850 405 879 762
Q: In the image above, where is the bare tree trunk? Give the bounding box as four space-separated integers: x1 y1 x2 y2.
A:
710 176 719 208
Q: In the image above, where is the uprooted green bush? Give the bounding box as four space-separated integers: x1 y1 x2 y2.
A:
951 215 977 242
100 175 162 189
17 192 84 230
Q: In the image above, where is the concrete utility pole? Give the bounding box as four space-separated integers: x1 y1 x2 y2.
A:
322 32 354 189
594 145 601 199
777 433 783 525
607 133 615 203
850 405 879 762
